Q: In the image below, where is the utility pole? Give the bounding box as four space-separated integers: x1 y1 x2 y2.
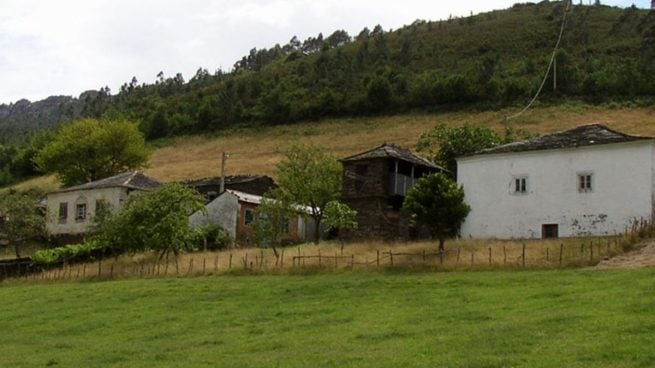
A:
220 152 228 193
553 56 557 94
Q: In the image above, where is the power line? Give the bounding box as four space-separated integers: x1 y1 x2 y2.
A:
506 0 572 121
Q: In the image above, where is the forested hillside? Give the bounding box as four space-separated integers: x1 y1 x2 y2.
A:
1 2 654 185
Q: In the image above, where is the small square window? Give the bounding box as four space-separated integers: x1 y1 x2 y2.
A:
513 176 528 194
244 208 255 226
58 203 68 222
75 204 87 221
578 173 593 192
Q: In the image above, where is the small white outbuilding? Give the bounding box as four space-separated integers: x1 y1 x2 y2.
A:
456 124 654 239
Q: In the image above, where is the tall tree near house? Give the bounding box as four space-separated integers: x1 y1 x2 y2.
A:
323 200 358 251
417 124 526 178
252 197 295 261
0 190 45 259
99 183 205 258
402 173 470 252
273 144 342 244
35 118 151 187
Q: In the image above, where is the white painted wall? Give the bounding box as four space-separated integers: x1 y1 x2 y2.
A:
46 187 130 235
457 141 655 239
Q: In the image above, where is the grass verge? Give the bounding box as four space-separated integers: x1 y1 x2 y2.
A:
1 268 655 367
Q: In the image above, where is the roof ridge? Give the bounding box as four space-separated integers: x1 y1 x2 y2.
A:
123 171 139 186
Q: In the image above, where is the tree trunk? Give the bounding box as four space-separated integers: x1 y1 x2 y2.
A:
14 243 21 259
313 216 321 245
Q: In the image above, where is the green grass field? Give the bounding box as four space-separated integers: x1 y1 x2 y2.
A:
1 269 654 367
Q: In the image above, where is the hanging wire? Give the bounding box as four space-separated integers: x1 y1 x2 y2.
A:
506 0 572 121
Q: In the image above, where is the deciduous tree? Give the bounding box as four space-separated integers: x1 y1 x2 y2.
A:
273 145 342 244
35 118 150 187
402 173 470 252
99 183 205 258
0 190 45 258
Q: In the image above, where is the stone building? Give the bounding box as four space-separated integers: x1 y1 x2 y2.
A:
340 144 443 240
45 171 161 238
457 124 655 239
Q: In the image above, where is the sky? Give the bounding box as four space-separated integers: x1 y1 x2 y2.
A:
0 0 649 104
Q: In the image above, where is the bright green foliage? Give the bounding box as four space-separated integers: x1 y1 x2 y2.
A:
417 124 506 178
323 200 358 242
274 145 342 244
197 224 232 251
402 173 470 251
35 118 150 187
0 190 45 258
252 197 296 256
32 241 102 265
100 183 205 256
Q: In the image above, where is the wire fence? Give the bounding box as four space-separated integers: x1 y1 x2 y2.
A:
3 219 654 283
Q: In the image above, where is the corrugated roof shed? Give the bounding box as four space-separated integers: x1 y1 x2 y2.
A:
468 124 652 157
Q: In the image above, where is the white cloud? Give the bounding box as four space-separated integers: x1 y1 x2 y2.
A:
0 0 648 104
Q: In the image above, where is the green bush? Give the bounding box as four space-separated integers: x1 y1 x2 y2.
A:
32 241 103 265
198 224 232 250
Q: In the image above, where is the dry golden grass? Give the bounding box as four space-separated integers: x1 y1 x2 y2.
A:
4 105 655 191
26 236 627 283
146 104 655 182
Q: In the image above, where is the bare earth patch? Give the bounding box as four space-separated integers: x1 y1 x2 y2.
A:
596 241 655 269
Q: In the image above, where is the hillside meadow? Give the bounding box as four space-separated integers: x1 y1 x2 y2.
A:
1 268 654 367
9 104 655 193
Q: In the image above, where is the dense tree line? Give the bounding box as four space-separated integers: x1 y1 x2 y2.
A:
99 3 655 140
2 2 655 186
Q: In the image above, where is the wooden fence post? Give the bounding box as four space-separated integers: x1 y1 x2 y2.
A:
439 249 444 265
456 247 461 267
559 243 564 267
422 250 426 266
470 252 474 267
203 258 206 275
376 250 380 267
214 255 218 272
503 246 507 266
260 250 264 268
488 247 492 266
351 255 355 268
522 244 526 268
98 259 102 277
188 258 194 275
546 247 550 262
110 264 114 278
590 241 594 262
389 251 394 266
335 252 338 268
580 242 585 266
229 253 233 269
318 249 322 267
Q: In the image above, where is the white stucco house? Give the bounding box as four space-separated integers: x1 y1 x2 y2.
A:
457 124 654 239
45 171 161 237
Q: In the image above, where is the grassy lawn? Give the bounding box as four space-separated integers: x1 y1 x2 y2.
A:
1 269 654 367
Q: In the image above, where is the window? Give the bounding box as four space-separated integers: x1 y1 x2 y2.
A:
542 224 559 239
58 203 68 222
578 173 593 192
75 203 87 221
513 176 528 194
244 208 255 226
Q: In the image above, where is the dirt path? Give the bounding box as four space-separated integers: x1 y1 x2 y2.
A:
596 241 655 269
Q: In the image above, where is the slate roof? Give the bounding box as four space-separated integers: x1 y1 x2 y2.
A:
341 144 442 170
184 175 270 187
53 171 161 194
468 124 652 157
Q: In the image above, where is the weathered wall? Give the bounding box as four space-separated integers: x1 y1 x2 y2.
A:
46 187 129 235
457 141 655 239
189 192 239 241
